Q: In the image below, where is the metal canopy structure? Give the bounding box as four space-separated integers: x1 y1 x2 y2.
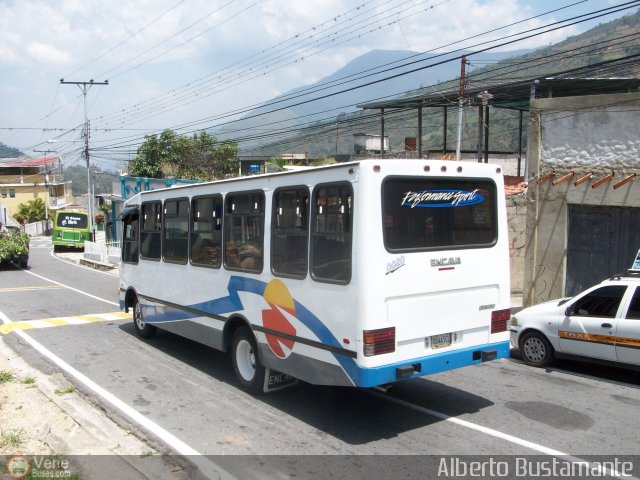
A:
356 77 640 173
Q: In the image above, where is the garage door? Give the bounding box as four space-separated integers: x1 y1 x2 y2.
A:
566 205 640 297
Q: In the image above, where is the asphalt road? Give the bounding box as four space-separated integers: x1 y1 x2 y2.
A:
2 238 640 479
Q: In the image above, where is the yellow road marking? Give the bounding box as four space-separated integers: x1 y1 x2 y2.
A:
0 286 64 293
0 311 132 335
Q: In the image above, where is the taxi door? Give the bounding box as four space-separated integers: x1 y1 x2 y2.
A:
558 285 626 362
615 285 640 366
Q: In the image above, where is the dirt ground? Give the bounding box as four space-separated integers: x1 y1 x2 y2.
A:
0 338 138 456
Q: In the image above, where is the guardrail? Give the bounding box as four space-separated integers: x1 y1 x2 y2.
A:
84 240 121 265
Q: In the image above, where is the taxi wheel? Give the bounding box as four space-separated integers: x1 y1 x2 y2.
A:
231 326 265 395
132 296 157 339
519 331 554 367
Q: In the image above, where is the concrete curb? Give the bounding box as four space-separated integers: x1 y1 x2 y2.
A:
79 258 117 271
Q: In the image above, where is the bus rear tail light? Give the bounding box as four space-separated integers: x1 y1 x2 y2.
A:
363 327 395 356
491 309 511 334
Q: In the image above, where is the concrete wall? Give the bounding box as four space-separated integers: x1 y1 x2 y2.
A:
507 195 528 294
523 92 640 306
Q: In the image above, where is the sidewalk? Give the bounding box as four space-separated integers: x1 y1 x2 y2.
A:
51 230 120 275
0 317 191 479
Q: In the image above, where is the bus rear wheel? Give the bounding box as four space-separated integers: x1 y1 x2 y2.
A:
231 326 265 394
132 297 157 339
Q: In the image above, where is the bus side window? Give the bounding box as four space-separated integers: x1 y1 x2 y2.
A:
224 191 264 273
122 210 139 264
141 202 162 260
191 195 222 268
311 183 353 284
271 187 309 279
163 198 189 264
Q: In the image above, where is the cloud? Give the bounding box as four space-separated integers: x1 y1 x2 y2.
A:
27 42 74 66
0 0 630 154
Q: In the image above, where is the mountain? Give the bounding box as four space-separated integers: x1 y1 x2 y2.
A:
0 142 23 158
238 9 640 158
215 48 529 145
474 9 640 81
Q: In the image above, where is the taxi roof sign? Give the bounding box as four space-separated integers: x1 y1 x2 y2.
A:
631 249 640 272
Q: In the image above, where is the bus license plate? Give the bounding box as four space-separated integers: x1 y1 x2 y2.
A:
263 368 298 393
431 333 452 349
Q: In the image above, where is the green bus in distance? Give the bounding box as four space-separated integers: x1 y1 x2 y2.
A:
52 210 90 251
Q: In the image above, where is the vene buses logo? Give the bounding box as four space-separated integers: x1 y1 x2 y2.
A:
401 189 483 208
6 456 30 479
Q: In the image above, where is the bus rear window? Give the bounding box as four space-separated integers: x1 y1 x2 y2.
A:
56 213 88 229
382 177 497 251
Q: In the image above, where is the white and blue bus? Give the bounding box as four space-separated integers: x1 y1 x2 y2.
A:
119 159 511 393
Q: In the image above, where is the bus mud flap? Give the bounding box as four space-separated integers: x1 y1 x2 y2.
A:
263 368 298 393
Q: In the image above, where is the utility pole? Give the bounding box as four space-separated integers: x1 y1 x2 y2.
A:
60 79 108 241
455 55 467 161
33 146 57 234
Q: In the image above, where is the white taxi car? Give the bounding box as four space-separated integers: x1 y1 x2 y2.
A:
510 272 640 368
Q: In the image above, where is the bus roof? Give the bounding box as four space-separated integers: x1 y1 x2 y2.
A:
125 158 505 203
54 209 88 214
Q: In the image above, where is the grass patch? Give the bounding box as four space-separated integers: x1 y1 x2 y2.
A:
140 450 155 458
0 370 14 383
1 428 25 448
54 386 75 396
21 375 36 385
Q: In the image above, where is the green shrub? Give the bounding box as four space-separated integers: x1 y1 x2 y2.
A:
0 230 29 263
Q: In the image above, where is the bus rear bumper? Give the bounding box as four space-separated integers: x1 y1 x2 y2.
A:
354 340 510 388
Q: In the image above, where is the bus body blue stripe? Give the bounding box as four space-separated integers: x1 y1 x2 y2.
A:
353 341 510 387
121 276 509 387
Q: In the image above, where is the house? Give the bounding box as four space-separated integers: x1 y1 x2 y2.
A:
0 156 74 222
353 133 389 154
523 91 640 306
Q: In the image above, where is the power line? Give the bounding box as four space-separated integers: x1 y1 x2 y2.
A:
10 1 639 169
64 0 188 78
92 0 640 150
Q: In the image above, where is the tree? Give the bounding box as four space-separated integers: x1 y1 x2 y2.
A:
64 165 118 196
14 198 45 224
265 156 287 172
129 130 239 181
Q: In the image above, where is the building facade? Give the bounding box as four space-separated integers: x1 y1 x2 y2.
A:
523 92 640 306
0 156 74 223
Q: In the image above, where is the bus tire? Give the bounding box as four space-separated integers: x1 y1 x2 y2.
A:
519 331 554 368
231 326 265 394
132 297 157 339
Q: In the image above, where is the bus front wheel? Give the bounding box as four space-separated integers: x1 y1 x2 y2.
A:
132 297 157 339
231 326 265 394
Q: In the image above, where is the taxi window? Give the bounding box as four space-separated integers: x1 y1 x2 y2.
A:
626 287 640 320
571 285 627 318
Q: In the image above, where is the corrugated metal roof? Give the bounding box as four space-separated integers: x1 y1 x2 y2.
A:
0 156 61 168
357 78 640 112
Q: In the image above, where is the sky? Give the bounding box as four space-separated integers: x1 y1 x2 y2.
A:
0 0 633 171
